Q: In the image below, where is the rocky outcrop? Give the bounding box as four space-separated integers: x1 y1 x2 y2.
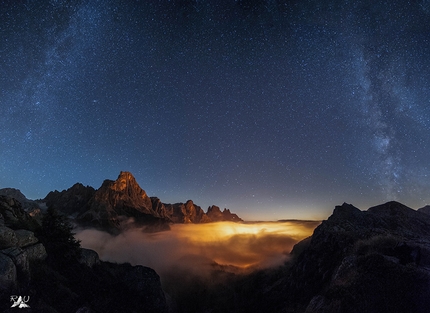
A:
0 188 40 212
14 229 38 247
0 189 42 224
0 195 39 230
79 248 100 268
24 242 47 261
0 228 47 280
44 182 95 216
207 205 243 222
1 247 30 276
280 201 430 312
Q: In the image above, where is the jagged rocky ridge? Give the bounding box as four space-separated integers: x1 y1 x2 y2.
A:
226 201 430 313
0 195 168 313
43 171 242 231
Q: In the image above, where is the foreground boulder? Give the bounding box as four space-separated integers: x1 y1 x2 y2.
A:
14 229 38 247
79 248 100 268
0 253 16 290
0 226 18 249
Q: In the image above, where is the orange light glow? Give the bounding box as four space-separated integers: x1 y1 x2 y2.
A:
76 220 320 275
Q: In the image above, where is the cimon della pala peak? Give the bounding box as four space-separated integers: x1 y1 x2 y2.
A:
43 171 242 232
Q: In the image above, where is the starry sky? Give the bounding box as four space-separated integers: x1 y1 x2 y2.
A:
2 0 430 220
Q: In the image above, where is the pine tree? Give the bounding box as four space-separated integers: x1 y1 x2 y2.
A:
40 207 81 266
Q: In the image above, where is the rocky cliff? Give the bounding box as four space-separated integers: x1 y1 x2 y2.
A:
0 195 168 313
0 188 42 218
253 201 430 313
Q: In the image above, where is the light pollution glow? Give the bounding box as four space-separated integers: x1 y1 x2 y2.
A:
76 220 320 277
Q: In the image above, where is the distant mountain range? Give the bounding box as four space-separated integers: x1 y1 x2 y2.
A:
1 171 242 232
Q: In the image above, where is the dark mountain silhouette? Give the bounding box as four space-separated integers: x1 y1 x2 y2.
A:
44 183 95 217
43 171 242 232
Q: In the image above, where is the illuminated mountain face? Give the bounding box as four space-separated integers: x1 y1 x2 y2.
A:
45 172 244 231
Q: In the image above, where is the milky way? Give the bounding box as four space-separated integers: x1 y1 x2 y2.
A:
1 1 430 220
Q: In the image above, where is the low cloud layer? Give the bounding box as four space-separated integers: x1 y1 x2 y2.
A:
75 221 319 279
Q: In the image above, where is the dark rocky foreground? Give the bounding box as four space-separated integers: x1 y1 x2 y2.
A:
0 195 168 313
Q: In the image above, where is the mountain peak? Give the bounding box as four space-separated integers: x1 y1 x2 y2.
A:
77 171 158 230
93 171 152 212
111 171 140 192
118 171 135 181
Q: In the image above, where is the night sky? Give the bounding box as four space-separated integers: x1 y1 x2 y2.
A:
2 0 430 220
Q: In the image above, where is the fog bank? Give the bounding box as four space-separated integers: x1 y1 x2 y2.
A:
75 220 319 278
